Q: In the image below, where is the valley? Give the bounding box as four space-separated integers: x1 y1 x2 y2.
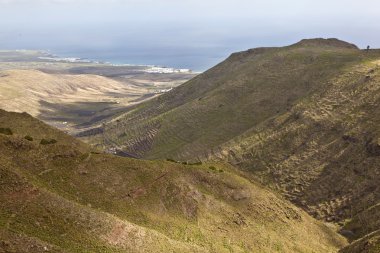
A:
0 110 346 252
0 50 197 134
0 39 379 253
80 39 380 252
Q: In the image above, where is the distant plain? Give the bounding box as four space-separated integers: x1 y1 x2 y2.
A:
0 50 197 134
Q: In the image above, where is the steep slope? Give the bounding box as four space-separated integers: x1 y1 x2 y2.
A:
207 55 380 250
88 38 375 159
340 231 380 253
0 110 346 252
82 38 380 252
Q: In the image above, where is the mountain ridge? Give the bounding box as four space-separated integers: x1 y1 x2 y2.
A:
87 38 375 159
81 38 380 252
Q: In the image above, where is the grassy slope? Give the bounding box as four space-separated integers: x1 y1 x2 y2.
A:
206 54 380 252
340 231 380 253
0 110 346 252
93 39 369 160
86 39 380 252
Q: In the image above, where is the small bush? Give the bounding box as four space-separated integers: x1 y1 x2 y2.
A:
24 135 33 141
0 128 13 135
182 161 188 165
209 166 223 173
40 139 57 145
189 161 202 166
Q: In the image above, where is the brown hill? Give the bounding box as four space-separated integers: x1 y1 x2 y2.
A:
88 38 377 160
0 109 346 252
83 38 380 252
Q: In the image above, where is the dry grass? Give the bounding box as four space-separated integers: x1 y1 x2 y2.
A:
0 69 147 116
0 109 346 252
0 67 195 135
84 39 380 252
93 39 376 159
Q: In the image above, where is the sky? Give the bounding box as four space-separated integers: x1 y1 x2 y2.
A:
1 0 380 70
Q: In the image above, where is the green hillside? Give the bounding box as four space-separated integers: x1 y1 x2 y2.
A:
0 110 346 252
87 38 378 160
209 52 380 253
83 38 380 252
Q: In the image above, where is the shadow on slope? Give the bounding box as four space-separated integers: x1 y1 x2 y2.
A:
0 109 346 252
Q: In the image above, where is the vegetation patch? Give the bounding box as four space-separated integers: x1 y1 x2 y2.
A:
0 108 348 253
209 166 223 173
188 161 202 166
0 128 12 135
40 138 57 145
24 135 33 141
166 158 178 163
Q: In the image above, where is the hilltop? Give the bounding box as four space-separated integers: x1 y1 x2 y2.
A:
84 38 380 252
0 109 346 252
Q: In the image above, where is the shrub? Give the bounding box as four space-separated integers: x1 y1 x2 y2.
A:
24 135 33 141
209 166 223 173
0 128 13 135
40 139 57 145
189 161 202 166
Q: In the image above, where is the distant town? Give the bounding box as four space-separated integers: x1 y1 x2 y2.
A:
145 66 192 74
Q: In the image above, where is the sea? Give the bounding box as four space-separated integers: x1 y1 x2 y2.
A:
51 47 230 72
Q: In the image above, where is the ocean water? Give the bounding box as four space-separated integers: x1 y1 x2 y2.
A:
52 47 230 72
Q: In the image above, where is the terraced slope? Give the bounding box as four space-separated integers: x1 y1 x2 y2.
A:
90 38 375 159
207 56 380 251
0 110 346 252
84 39 380 252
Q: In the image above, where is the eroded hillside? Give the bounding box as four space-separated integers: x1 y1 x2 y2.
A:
0 110 346 252
90 39 377 159
84 39 380 253
209 57 380 253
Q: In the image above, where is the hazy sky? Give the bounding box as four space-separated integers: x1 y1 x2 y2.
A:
1 0 379 70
